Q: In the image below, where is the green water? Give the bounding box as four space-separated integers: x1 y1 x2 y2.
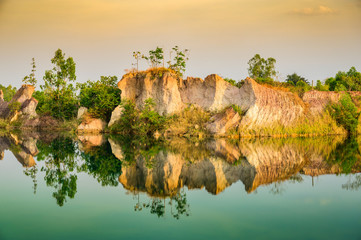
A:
0 134 360 240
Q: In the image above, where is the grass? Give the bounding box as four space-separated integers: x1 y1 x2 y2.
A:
228 112 346 138
165 105 211 139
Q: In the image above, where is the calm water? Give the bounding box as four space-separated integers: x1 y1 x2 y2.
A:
0 133 361 240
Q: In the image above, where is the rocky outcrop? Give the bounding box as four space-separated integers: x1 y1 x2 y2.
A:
77 107 88 119
108 106 123 127
22 116 59 129
206 107 240 135
117 72 306 129
0 85 38 122
77 117 106 133
118 71 184 115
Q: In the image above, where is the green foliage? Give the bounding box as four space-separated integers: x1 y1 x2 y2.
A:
142 47 164 68
315 80 329 91
0 84 17 102
328 137 361 174
110 98 166 137
286 73 309 86
326 67 361 91
231 104 243 116
8 101 21 114
248 54 277 81
168 46 189 76
78 76 121 121
39 49 78 120
224 78 244 88
80 142 123 186
36 136 78 206
330 94 360 134
22 58 37 86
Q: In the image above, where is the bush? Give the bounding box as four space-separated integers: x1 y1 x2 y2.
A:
35 86 78 120
0 84 17 102
8 101 21 114
78 76 121 121
224 78 244 88
330 93 360 134
110 98 166 137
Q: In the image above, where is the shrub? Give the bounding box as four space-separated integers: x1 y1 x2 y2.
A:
110 98 166 137
0 84 17 102
78 76 121 121
8 101 21 114
330 93 360 134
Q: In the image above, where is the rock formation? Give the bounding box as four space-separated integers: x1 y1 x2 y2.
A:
0 85 38 122
77 116 106 133
116 72 307 131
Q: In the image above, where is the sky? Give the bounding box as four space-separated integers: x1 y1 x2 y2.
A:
0 0 360 88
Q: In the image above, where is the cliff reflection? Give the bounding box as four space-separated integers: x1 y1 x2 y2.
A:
1 132 361 211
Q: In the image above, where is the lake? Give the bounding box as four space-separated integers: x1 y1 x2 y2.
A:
0 133 360 240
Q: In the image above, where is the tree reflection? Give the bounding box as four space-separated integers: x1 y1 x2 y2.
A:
327 137 361 174
133 189 190 219
80 142 122 187
36 137 79 206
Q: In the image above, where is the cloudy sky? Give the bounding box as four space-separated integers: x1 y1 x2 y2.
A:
0 0 360 87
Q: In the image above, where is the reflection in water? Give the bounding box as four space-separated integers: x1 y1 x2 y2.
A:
1 132 361 216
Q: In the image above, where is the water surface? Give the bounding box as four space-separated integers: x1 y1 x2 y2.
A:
0 133 360 240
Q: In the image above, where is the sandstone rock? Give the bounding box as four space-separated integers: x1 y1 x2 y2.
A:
108 105 123 127
78 134 106 150
22 116 59 129
77 107 88 119
118 71 184 115
0 85 38 121
77 117 106 133
206 107 240 135
0 90 3 101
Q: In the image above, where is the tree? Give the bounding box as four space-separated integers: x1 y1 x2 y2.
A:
132 51 141 71
286 73 309 86
330 93 360 134
168 46 189 76
247 54 277 83
78 76 121 121
39 49 78 120
22 58 37 86
142 47 164 68
325 67 361 91
0 84 16 101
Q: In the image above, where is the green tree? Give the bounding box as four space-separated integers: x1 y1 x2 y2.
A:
142 47 164 68
22 58 37 86
285 73 309 86
247 54 277 83
0 84 17 101
325 67 361 91
330 93 360 134
39 49 78 120
78 76 121 121
315 80 329 91
168 46 189 76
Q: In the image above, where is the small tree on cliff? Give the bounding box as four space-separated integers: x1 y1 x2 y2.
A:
132 51 141 71
142 47 164 68
248 54 277 83
168 46 189 77
22 58 37 86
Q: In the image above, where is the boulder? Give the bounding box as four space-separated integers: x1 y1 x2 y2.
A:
108 105 124 127
0 84 38 121
77 107 88 119
0 90 3 101
22 116 59 129
206 107 241 135
77 117 106 133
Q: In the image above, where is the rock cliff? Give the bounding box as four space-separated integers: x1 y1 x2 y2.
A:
116 71 307 130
